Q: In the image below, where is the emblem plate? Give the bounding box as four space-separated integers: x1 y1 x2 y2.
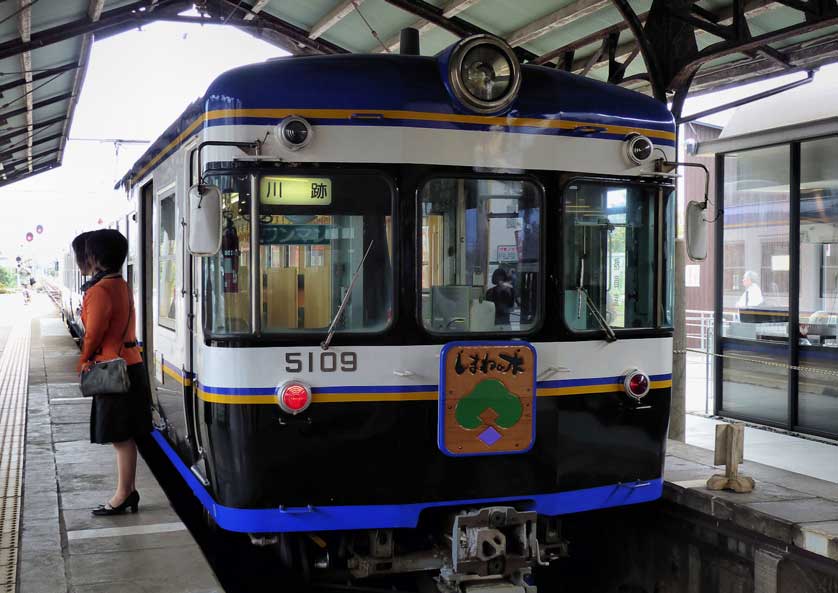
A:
438 341 537 457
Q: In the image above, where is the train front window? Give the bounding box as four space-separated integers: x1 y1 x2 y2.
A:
420 178 542 334
563 181 672 331
259 173 394 334
203 173 252 334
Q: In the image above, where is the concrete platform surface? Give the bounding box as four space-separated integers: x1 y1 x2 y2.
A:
686 413 838 483
14 296 222 593
665 439 838 563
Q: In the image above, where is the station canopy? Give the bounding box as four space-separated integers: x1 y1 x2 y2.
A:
0 0 837 188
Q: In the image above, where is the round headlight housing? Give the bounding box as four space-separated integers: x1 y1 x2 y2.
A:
447 35 521 115
624 134 654 165
277 116 313 151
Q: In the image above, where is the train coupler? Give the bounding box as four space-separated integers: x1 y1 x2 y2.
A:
439 506 541 593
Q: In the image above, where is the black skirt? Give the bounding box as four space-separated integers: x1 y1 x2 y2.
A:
90 362 153 444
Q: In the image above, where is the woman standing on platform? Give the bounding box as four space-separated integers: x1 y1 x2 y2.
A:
73 229 151 516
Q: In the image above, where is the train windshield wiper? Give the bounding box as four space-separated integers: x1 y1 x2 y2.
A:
321 240 375 351
576 255 617 343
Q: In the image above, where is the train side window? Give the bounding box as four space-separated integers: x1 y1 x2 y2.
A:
419 177 542 335
158 194 177 329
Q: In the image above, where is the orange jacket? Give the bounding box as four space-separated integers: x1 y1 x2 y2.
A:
78 276 142 372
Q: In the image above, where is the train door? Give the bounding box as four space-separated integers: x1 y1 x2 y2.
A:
183 146 199 459
145 178 190 455
140 181 155 393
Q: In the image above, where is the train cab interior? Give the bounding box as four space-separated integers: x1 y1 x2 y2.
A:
202 170 393 337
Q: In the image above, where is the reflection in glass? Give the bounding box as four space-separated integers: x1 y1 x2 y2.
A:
158 194 177 328
258 173 392 334
720 146 789 423
420 178 541 333
798 137 838 435
204 174 252 334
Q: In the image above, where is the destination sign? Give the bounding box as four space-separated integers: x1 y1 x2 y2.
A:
260 176 332 206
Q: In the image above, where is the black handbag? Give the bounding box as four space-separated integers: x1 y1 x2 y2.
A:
80 286 134 397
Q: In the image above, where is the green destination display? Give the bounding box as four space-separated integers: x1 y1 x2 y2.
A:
260 176 332 205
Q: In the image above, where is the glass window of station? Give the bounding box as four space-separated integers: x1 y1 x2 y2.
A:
719 136 838 437
203 171 394 337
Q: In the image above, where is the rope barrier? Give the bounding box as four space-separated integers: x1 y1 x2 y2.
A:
675 347 838 378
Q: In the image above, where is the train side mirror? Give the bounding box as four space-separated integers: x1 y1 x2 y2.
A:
686 200 708 261
188 184 222 256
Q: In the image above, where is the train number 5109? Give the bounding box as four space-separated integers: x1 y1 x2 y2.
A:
284 351 358 373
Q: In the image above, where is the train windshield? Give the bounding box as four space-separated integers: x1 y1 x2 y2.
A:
204 172 394 336
563 180 675 331
420 178 542 334
258 172 393 334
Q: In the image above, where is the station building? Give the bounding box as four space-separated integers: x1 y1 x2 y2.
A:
699 78 838 438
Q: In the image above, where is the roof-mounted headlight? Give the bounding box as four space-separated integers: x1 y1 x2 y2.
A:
442 35 521 115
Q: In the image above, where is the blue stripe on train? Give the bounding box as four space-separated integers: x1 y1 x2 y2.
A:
151 430 663 533
196 373 673 396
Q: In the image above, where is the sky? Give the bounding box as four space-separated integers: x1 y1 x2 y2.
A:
1 17 837 265
0 18 288 264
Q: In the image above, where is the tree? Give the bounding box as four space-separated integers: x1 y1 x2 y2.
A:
0 266 16 289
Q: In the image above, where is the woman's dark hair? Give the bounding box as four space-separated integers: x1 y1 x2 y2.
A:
71 232 91 270
491 267 509 285
85 229 129 273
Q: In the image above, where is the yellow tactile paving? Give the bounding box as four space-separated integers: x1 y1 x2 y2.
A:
0 320 31 593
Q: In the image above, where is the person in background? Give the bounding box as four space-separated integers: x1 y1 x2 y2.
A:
486 267 515 326
73 229 151 516
736 270 764 309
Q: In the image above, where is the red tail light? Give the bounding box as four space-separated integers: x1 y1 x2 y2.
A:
277 381 312 414
623 370 650 400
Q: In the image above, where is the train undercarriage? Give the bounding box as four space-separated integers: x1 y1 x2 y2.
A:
246 506 568 592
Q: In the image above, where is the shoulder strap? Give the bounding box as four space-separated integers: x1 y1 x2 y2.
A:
117 282 134 358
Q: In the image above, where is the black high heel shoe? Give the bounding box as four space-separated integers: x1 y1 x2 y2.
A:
92 490 139 516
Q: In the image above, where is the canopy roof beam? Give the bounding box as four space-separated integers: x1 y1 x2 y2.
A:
206 0 348 55
243 0 269 21
507 0 610 48
375 0 482 53
534 0 779 67
17 0 33 174
381 0 536 60
0 115 66 145
0 0 192 62
309 0 363 40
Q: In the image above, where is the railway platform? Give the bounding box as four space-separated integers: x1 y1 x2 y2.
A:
3 292 838 593
0 294 220 593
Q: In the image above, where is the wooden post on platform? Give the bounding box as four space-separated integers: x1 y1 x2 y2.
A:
707 422 755 492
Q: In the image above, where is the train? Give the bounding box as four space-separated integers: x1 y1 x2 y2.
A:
59 33 677 592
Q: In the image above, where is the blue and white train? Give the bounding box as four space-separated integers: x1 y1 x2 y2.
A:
106 34 677 591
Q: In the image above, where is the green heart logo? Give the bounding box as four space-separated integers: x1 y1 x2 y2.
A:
455 379 523 430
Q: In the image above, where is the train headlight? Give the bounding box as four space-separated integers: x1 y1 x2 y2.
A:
277 116 313 151
277 380 312 414
442 35 521 115
624 134 654 165
623 369 651 400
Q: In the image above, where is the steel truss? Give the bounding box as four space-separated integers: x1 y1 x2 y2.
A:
0 0 835 129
